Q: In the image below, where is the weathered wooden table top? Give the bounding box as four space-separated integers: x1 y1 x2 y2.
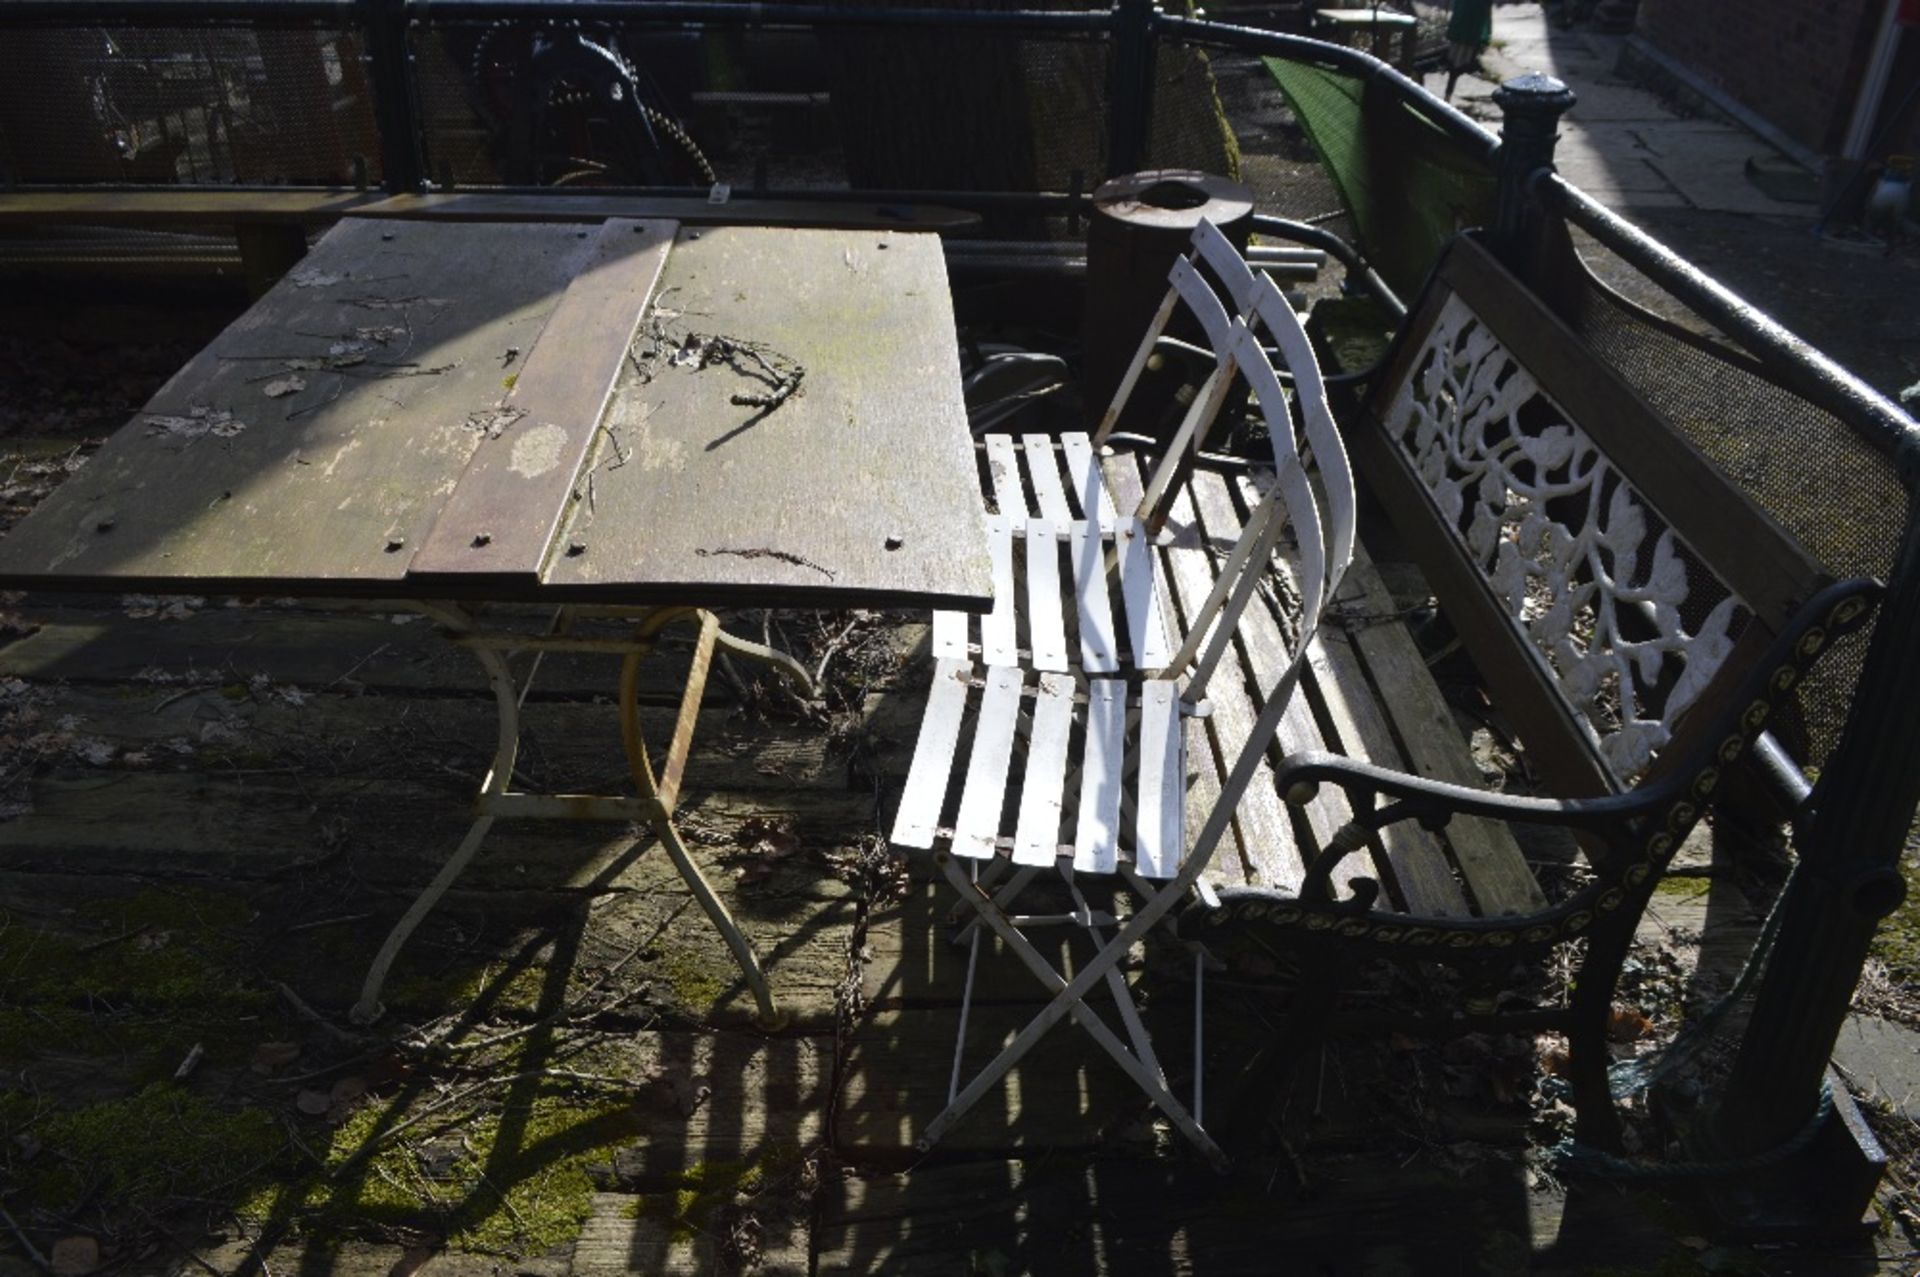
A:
0 217 992 611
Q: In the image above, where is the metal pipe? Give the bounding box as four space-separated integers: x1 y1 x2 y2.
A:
1539 172 1920 464
415 0 1115 28
1154 11 1499 161
0 0 1113 28
1249 213 1405 319
0 0 356 22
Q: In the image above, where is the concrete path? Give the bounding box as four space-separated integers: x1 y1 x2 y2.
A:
1430 5 1814 216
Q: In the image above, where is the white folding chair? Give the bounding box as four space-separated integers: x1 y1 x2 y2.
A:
891 223 1356 1165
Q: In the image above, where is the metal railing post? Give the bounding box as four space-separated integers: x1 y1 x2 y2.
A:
1490 72 1575 273
365 0 424 193
1108 0 1157 177
1703 467 1920 1232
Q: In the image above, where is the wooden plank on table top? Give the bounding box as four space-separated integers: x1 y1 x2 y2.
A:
1023 520 1069 673
409 219 676 586
1012 672 1075 868
347 193 981 231
1020 434 1073 523
0 220 600 597
953 665 1023 861
892 660 973 850
1073 680 1127 875
539 226 991 611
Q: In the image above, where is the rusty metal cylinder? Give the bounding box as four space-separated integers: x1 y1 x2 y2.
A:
1082 169 1254 440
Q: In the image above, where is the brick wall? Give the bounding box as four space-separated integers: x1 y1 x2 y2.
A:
1637 0 1882 154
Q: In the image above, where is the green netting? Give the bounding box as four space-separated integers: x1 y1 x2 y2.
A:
1262 56 1496 298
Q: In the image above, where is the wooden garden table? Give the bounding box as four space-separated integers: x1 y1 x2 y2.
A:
0 215 991 1028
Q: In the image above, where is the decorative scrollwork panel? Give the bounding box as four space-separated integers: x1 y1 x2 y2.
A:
1386 295 1751 781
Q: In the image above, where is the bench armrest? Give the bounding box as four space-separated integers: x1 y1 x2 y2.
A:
1273 750 1678 907
1273 750 1670 829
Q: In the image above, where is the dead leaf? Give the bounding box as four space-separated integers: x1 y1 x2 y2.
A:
1607 1005 1653 1043
263 376 308 399
330 1075 368 1105
252 1041 302 1074
50 1236 100 1276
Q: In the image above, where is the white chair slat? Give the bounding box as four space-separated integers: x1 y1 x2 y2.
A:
931 609 969 661
1021 433 1074 523
1023 519 1070 673
1070 520 1121 674
1134 680 1186 879
1060 432 1117 527
1073 679 1128 874
981 514 1020 666
1012 672 1076 867
953 664 1025 860
892 659 973 850
1118 519 1171 671
984 434 1027 525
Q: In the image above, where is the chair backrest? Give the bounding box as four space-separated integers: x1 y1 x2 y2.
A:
1087 219 1357 711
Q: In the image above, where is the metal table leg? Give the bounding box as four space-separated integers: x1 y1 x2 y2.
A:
349 602 810 1029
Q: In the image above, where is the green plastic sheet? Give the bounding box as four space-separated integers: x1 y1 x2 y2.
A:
1262 56 1497 298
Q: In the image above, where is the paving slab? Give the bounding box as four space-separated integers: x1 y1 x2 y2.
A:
1833 1015 1920 1124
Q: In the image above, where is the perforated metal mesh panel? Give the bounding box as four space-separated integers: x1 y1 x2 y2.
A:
0 26 380 186
1543 226 1906 774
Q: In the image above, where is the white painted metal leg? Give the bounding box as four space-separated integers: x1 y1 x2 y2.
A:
351 634 519 1025
923 856 1226 1168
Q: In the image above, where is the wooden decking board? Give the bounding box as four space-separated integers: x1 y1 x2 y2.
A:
816 1147 1685 1275
835 1005 1157 1156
